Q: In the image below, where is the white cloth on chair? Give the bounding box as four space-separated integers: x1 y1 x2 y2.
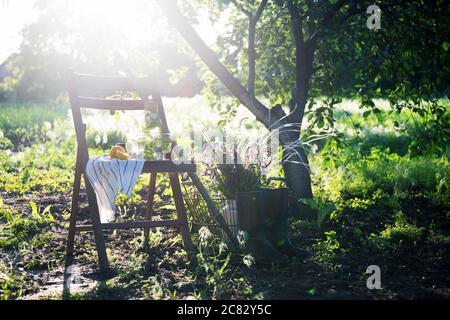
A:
85 155 145 223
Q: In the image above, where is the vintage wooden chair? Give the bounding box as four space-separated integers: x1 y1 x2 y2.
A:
65 72 197 272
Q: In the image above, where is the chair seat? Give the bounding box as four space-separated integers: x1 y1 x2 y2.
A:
142 160 196 173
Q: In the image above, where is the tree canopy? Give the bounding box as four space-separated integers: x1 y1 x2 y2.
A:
0 0 203 102
158 0 449 218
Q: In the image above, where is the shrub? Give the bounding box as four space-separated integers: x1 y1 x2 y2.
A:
340 149 449 205
366 211 426 251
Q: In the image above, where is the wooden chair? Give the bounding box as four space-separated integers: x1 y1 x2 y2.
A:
66 72 196 272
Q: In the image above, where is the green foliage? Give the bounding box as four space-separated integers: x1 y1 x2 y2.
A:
0 0 200 102
205 1 448 145
0 132 75 194
0 104 68 150
366 211 426 253
342 150 449 205
115 192 142 208
216 164 263 199
0 102 449 299
20 231 60 270
0 201 55 249
313 109 450 207
0 269 24 300
192 226 234 299
312 230 341 270
301 198 336 227
0 105 138 202
86 129 127 150
0 136 13 150
0 198 14 223
403 99 450 156
380 220 425 244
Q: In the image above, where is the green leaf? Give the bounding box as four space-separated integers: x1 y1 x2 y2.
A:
218 255 231 276
159 204 176 211
29 201 39 220
363 110 371 118
301 198 318 210
42 205 51 216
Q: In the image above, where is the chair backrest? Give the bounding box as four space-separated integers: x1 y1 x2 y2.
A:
68 72 170 164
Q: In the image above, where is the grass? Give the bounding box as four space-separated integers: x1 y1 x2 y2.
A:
0 104 68 151
0 98 449 300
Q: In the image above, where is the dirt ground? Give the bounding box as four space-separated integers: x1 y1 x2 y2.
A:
1 188 449 300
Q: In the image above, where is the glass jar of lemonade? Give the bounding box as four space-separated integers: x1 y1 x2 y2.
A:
143 101 163 160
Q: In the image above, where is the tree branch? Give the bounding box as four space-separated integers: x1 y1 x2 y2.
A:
230 0 251 17
286 0 312 126
248 18 257 98
254 0 267 21
247 0 268 98
260 10 288 29
322 0 350 24
305 0 317 41
309 0 351 42
224 39 243 65
159 0 277 128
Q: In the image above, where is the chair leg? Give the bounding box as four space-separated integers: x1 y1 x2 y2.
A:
84 175 110 272
144 172 157 244
66 162 82 258
169 172 194 252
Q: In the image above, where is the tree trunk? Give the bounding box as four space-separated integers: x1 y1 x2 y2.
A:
159 0 316 220
279 130 316 220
